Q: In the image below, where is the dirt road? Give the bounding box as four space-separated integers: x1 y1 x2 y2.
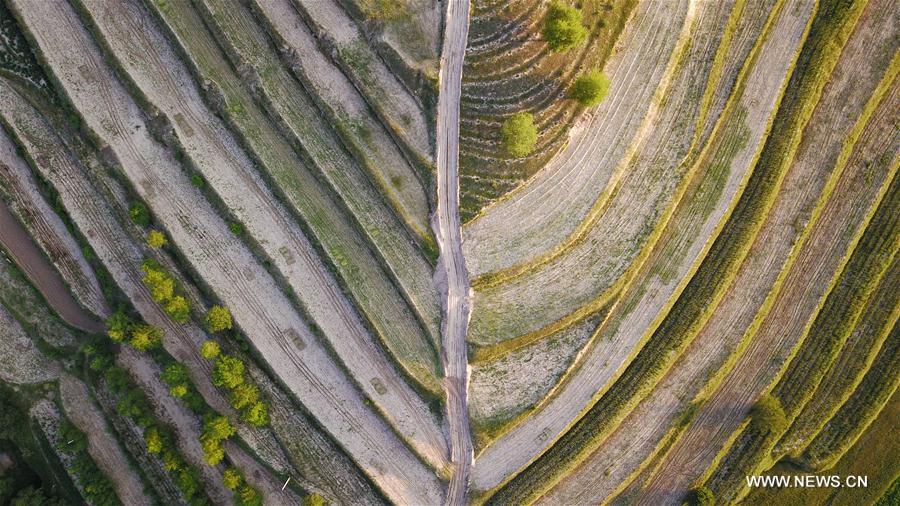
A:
433 1 472 504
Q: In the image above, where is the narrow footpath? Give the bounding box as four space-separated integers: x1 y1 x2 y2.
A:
433 1 473 504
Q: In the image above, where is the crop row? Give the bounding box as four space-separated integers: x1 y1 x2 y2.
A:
460 0 691 281
457 0 636 219
635 32 899 503
75 0 445 463
471 0 807 494
0 49 418 505
185 0 444 352
703 175 899 502
141 0 443 397
465 0 748 350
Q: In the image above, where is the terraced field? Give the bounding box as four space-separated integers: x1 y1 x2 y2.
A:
0 0 896 504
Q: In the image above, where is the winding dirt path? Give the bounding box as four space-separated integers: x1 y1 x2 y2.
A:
433 1 473 504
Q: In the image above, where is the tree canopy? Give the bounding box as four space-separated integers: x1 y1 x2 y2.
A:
501 112 539 158
205 305 233 333
542 2 588 52
570 70 610 106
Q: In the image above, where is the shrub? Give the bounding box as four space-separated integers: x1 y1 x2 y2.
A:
165 295 190 323
129 202 150 227
229 222 244 236
749 394 788 434
146 229 168 248
145 427 164 454
130 324 164 351
169 384 189 398
542 2 587 52
204 415 236 441
205 305 233 332
303 493 327 506
143 268 175 304
222 467 242 490
241 401 269 427
175 467 201 499
162 450 181 472
105 311 132 342
213 355 245 389
230 383 259 410
190 173 205 188
686 486 714 506
200 435 225 466
161 363 189 386
236 484 262 506
200 340 221 360
501 113 538 158
570 70 610 106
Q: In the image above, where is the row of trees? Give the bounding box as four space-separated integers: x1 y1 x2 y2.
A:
56 420 119 506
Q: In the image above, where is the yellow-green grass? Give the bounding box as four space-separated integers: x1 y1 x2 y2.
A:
702 174 900 501
744 388 900 506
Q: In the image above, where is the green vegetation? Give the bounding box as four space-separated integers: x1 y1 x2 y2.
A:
686 486 714 506
205 347 269 427
500 113 538 158
56 420 119 506
128 324 163 352
749 394 788 434
140 259 192 323
146 229 167 249
200 339 221 359
542 2 588 52
569 70 610 106
128 202 150 227
199 415 234 465
205 305 233 333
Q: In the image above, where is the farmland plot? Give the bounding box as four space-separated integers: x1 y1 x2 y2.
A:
0 302 57 384
462 0 687 279
188 0 444 352
75 0 447 464
636 65 900 506
58 373 153 506
473 0 815 497
252 0 430 226
7 1 444 500
143 0 443 393
466 0 745 349
458 0 636 219
0 126 108 320
289 0 434 166
539 2 898 500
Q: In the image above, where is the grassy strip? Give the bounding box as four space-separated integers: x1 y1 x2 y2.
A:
703 174 900 501
799 318 900 470
54 415 121 506
777 257 900 456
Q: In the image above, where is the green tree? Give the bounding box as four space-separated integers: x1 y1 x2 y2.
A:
130 324 164 351
686 486 714 506
169 384 189 398
205 305 233 332
230 383 259 410
200 340 221 360
500 112 538 158
236 485 262 506
165 295 190 323
161 363 189 386
750 394 788 434
241 401 269 427
203 415 236 441
542 2 587 52
145 426 164 454
105 311 132 342
146 229 168 248
129 202 150 227
143 268 175 303
570 70 610 106
200 435 224 466
213 355 245 389
222 467 243 490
